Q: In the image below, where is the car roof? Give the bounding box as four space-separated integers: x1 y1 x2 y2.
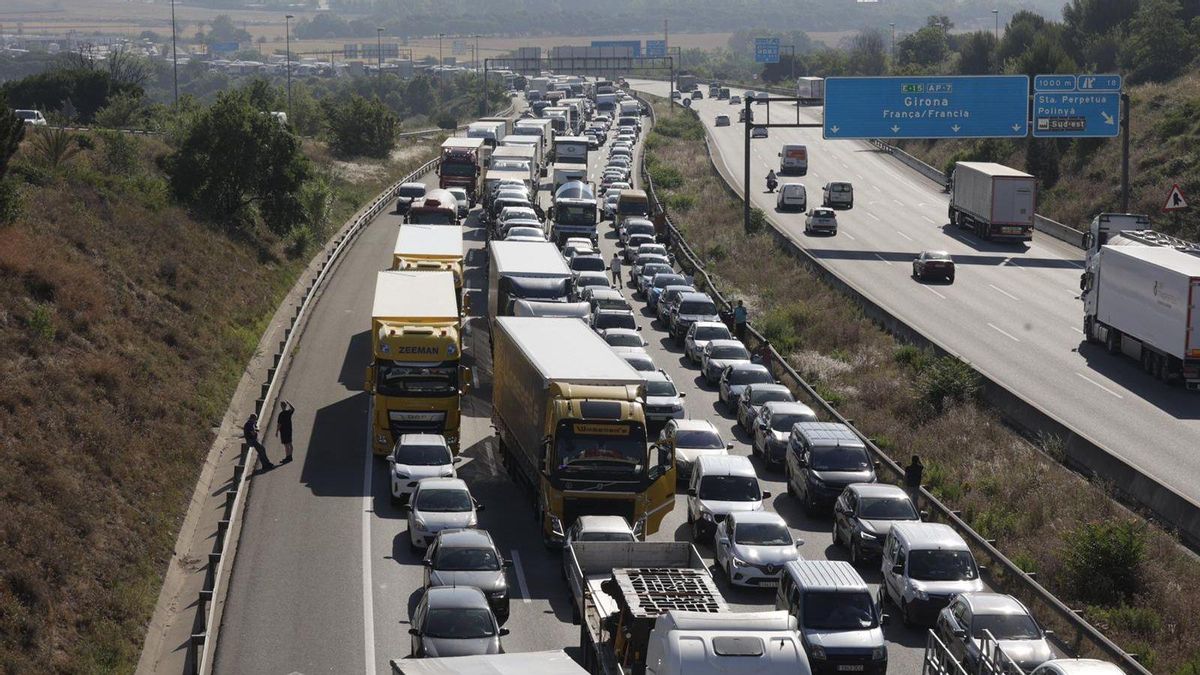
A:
610 346 650 357
792 421 863 446
399 433 447 446
696 453 755 475
663 285 696 294
680 291 713 302
960 592 1029 616
674 418 719 432
746 383 790 395
401 182 426 189
577 515 634 533
707 339 747 350
416 477 469 490
761 401 814 416
730 510 787 526
690 321 727 330
642 369 672 383
727 362 769 374
576 270 609 280
848 483 909 499
435 528 495 548
1035 660 1125 675
602 327 640 337
891 522 970 551
590 289 624 300
782 560 869 592
424 585 490 608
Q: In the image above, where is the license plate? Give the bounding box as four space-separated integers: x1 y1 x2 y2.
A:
837 666 864 672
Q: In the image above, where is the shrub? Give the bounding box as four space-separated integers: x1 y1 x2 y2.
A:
915 355 979 414
98 130 139 173
324 94 398 159
665 193 696 211
29 127 83 170
1089 605 1162 638
747 207 767 234
648 163 683 189
759 305 802 353
1063 520 1146 605
27 303 56 341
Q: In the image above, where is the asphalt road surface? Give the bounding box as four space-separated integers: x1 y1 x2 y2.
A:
628 79 1200 512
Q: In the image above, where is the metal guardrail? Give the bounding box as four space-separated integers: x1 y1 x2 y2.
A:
187 156 441 675
924 631 971 675
635 93 1151 675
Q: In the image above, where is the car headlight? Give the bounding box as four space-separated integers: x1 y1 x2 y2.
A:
633 516 647 539
414 516 427 530
467 514 478 528
913 589 929 601
872 646 887 661
731 556 748 568
700 510 714 522
811 646 827 660
671 402 684 411
859 530 878 540
393 472 410 480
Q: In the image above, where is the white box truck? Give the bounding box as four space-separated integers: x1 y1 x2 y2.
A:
390 651 588 675
487 241 573 327
1082 245 1200 388
796 76 824 104
552 136 591 192
949 162 1036 242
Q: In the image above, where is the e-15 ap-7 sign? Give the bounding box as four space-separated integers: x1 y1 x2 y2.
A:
824 75 1029 140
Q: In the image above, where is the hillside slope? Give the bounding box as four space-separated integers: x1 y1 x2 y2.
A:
0 132 432 672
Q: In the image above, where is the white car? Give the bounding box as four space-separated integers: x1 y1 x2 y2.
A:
15 109 47 126
714 511 803 587
505 225 546 242
407 478 481 551
564 515 636 548
805 208 838 235
600 327 647 348
776 183 807 212
611 346 655 373
446 187 471 217
388 434 459 504
642 369 686 424
685 321 733 364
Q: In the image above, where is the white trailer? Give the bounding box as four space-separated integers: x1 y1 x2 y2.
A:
487 241 573 327
949 162 1036 241
1082 245 1200 388
796 76 824 104
390 651 588 675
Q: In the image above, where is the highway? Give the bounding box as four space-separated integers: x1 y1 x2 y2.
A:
627 79 1200 510
213 108 936 673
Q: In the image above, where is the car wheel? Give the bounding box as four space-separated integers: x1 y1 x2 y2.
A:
803 489 817 515
691 519 703 543
831 521 841 546
409 534 420 553
785 467 796 497
570 597 580 624
390 492 401 506
686 506 694 524
902 599 916 627
850 538 863 566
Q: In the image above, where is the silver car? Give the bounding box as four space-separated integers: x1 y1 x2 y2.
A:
805 208 838 235
409 586 507 658
658 285 697 323
423 528 511 624
643 369 686 424
407 478 481 551
751 401 818 466
600 327 647 348
714 511 804 587
388 434 459 504
701 339 752 384
611 346 656 373
937 593 1054 674
718 362 775 407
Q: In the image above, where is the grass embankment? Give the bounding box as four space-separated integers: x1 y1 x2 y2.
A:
897 71 1200 240
0 132 436 672
645 97 1200 673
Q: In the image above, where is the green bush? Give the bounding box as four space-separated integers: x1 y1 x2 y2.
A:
648 163 683 189
747 207 767 234
324 94 399 159
759 305 802 353
665 193 696 211
98 130 139 173
28 303 55 341
893 344 934 371
1089 605 1162 637
915 355 980 414
1063 520 1146 605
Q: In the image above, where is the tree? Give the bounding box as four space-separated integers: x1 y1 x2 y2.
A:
165 90 311 234
760 55 801 84
1010 33 1077 80
323 94 397 159
404 76 436 117
0 103 24 179
846 29 887 76
957 32 997 75
896 26 950 69
1062 0 1139 61
1121 0 1198 83
0 68 126 124
997 11 1049 68
203 15 252 46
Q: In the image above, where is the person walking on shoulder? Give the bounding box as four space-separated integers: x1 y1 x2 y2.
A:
904 454 924 508
276 400 295 463
610 252 623 287
733 300 748 341
243 413 272 470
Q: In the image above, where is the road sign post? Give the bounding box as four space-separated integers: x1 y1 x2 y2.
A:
1032 73 1121 138
754 37 780 64
823 76 1029 139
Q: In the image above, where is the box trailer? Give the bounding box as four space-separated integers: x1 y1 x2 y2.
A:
796 76 824 104
949 162 1036 241
487 241 573 327
390 651 588 675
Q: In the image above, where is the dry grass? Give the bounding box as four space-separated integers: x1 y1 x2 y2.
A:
0 132 435 673
647 97 1200 674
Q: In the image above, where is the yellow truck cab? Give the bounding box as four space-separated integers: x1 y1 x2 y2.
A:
366 271 468 455
391 224 465 313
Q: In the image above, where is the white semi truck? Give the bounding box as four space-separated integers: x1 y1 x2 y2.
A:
796 76 824 104
552 136 590 192
948 162 1037 242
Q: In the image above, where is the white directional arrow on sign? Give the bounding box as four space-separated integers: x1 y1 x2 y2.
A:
1012 123 1023 132
891 125 900 134
831 125 840 134
951 124 961 133
1101 111 1115 125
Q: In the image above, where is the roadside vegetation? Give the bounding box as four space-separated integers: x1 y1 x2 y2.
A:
645 97 1200 673
0 86 437 670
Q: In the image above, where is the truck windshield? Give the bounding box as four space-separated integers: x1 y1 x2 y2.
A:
802 592 877 630
556 204 596 226
698 475 760 501
555 422 647 472
377 360 458 397
440 162 476 177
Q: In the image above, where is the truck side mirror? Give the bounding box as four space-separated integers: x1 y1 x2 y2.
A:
409 628 421 636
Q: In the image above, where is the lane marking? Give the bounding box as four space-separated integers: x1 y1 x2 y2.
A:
874 253 893 266
893 198 904 206
925 216 941 225
921 285 946 299
865 212 881 221
843 232 857 241
987 322 1021 342
511 550 532 604
1067 325 1084 334
895 229 913 241
988 283 1020 301
1076 372 1124 399
361 415 377 673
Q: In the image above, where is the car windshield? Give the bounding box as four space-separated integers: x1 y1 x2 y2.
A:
415 488 473 513
907 549 979 581
640 264 672 279
625 357 654 372
858 497 918 520
572 257 606 272
433 546 501 571
693 325 731 341
770 412 812 431
680 300 717 315
830 184 851 192
399 186 426 198
606 333 643 348
925 251 952 261
802 592 878 630
644 380 677 397
972 613 1041 641
597 313 636 330
396 444 451 466
578 531 636 542
675 429 724 449
710 345 750 360
751 389 793 405
653 275 685 289
577 276 608 288
594 298 630 311
698 475 760 501
810 445 870 472
734 522 792 546
423 608 496 639
731 369 773 386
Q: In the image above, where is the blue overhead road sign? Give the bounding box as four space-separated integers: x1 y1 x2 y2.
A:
754 37 780 64
1032 73 1122 138
646 40 666 58
823 75 1029 140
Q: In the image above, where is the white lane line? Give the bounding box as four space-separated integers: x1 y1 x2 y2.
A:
893 198 904 206
988 283 1020 301
895 230 913 241
871 184 882 192
925 216 941 225
921 285 946 299
1076 372 1124 399
874 253 893 266
843 232 857 241
361 416 377 673
1001 257 1027 272
511 550 532 604
987 322 1021 342
865 212 881 221
1067 325 1084 334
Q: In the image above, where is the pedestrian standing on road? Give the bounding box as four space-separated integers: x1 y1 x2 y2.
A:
243 413 272 469
733 300 748 341
904 454 925 508
276 400 295 463
610 252 623 287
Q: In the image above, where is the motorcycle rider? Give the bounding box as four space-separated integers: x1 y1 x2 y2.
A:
766 169 778 192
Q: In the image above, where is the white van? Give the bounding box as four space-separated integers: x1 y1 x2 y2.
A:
879 522 984 627
778 144 808 175
776 183 807 212
643 610 812 675
776 560 889 674
686 454 770 542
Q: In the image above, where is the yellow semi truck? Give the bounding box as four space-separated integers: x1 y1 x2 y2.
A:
366 271 468 455
391 224 465 313
492 316 676 545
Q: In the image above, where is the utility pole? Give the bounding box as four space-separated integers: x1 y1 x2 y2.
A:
170 0 178 108
889 23 895 64
1121 92 1130 211
438 33 445 85
285 14 293 121
993 9 999 40
474 34 480 71
376 27 383 92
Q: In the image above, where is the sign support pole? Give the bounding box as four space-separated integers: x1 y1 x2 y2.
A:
743 97 751 234
1121 92 1130 212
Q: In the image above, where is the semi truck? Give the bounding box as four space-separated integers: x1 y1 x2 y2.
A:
366 271 467 455
405 188 459 225
948 162 1036 242
596 93 618 115
487 241 574 326
499 135 545 176
513 118 555 159
552 136 590 191
1081 245 1200 388
543 106 572 136
391 225 465 312
491 317 676 545
1082 212 1156 263
549 180 599 246
491 143 540 186
438 137 489 205
478 115 514 139
567 541 809 675
796 76 825 104
677 74 698 92
467 120 505 148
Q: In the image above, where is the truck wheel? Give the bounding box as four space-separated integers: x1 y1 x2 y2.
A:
1105 327 1121 355
1083 317 1099 344
948 208 957 226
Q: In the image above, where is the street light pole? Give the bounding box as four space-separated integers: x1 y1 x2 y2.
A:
285 14 293 121
889 23 895 64
474 34 480 71
170 0 178 108
438 33 445 85
993 9 999 40
376 27 383 92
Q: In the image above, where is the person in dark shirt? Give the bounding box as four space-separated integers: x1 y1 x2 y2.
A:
276 401 295 463
904 455 924 508
243 413 272 469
